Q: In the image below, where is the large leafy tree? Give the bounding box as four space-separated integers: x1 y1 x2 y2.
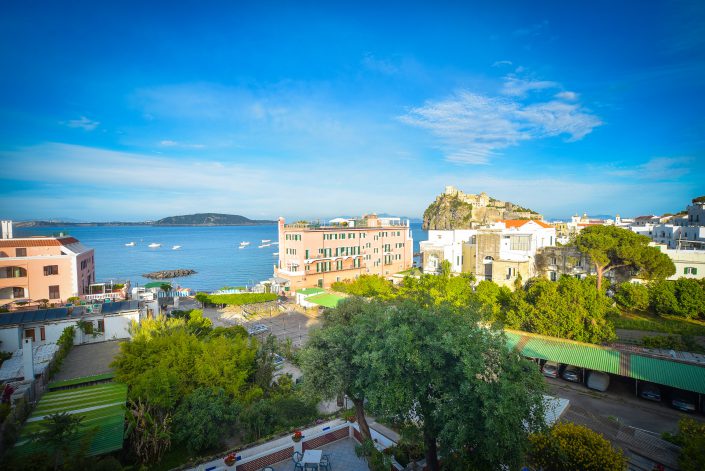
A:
36 412 83 471
300 297 383 441
172 387 241 453
397 260 475 309
364 301 546 470
574 225 675 290
502 277 617 343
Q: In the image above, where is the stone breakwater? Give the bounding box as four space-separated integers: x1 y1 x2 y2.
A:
142 269 196 279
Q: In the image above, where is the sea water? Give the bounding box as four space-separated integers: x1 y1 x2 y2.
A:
14 224 428 291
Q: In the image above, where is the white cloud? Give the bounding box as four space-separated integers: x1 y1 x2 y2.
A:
159 140 205 149
400 84 602 164
513 20 549 37
555 91 578 101
501 76 559 97
492 60 513 67
606 156 694 180
63 116 100 131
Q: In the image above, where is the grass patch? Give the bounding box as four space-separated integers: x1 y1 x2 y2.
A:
610 311 705 336
196 292 277 306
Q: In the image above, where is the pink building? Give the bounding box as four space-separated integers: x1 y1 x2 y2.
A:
0 235 95 306
275 214 413 290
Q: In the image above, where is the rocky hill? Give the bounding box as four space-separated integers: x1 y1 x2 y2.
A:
155 213 275 225
422 187 541 230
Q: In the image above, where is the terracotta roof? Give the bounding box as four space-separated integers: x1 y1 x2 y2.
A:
501 219 553 229
0 237 79 248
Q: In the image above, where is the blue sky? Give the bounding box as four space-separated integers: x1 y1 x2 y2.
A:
0 1 703 221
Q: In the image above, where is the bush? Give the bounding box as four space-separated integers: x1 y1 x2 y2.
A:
642 335 686 351
675 418 705 471
239 396 318 441
172 387 240 453
48 326 75 378
197 292 277 306
528 422 626 471
614 282 649 311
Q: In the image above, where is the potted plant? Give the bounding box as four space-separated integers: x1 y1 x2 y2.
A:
224 452 236 466
344 410 357 423
292 430 303 442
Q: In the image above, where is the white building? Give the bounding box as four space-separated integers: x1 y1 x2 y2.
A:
657 246 705 280
0 300 140 353
639 198 705 250
420 229 476 274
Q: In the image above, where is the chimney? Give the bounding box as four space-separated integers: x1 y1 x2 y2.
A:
22 338 34 380
1 220 13 239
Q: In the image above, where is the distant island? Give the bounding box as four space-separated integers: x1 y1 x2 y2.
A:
15 213 276 227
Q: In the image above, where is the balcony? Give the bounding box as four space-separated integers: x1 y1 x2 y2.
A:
0 266 27 279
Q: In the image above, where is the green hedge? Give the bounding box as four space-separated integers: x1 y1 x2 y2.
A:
196 292 277 306
47 325 75 378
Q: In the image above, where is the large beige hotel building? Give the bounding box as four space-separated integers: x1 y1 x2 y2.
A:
0 221 95 306
274 214 413 289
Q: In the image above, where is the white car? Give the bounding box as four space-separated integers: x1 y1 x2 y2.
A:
247 324 269 335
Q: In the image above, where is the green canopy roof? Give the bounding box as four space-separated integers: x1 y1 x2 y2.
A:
14 382 127 457
306 293 344 308
505 329 705 394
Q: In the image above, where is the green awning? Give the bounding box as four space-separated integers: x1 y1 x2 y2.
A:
306 293 344 308
630 354 705 394
14 382 127 457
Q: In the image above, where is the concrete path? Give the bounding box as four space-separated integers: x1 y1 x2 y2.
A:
51 340 121 382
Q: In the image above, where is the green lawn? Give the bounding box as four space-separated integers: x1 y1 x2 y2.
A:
610 311 705 336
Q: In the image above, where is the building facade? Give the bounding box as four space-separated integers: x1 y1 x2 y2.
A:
274 215 413 289
0 300 140 353
0 229 95 305
420 229 476 274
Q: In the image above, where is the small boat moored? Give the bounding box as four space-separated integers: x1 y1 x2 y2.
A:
125 242 136 247
172 245 181 250
148 243 161 248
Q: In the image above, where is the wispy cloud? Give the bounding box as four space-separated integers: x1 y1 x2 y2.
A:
399 75 602 164
361 53 399 75
159 140 206 149
605 156 694 180
513 20 549 37
492 60 513 67
555 91 578 101
62 116 100 131
501 76 559 97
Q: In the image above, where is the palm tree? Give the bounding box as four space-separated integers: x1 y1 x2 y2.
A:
37 412 83 470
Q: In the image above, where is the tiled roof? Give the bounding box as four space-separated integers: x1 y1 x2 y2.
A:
0 237 79 248
501 219 552 229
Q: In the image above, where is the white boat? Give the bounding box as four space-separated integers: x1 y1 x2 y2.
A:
148 243 161 248
271 242 279 245
258 244 268 248
240 241 250 246
272 252 279 256
172 245 181 250
125 242 135 247
261 239 271 243
238 245 245 249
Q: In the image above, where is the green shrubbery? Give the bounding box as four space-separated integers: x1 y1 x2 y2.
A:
614 282 649 311
48 326 75 378
195 292 277 306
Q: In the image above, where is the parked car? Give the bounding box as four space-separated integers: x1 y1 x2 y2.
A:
586 371 610 391
247 324 269 335
273 353 284 368
561 365 582 383
639 383 661 402
542 361 559 378
671 394 697 412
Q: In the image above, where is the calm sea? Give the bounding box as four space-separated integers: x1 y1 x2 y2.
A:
14 223 428 291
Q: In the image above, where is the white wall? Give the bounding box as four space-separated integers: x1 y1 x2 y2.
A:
0 327 21 352
104 311 138 340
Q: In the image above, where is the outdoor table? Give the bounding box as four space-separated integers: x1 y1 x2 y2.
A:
301 449 323 469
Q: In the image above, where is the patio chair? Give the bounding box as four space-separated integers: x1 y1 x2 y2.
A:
320 454 332 470
292 451 303 470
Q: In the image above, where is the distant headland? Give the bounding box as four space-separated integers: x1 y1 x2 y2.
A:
14 213 277 227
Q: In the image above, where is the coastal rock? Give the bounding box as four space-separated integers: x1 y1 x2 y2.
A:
142 269 196 279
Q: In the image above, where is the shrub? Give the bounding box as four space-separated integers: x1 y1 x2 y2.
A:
614 282 649 311
649 280 679 316
642 335 686 351
528 422 626 471
675 418 705 471
48 326 75 378
197 292 277 306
